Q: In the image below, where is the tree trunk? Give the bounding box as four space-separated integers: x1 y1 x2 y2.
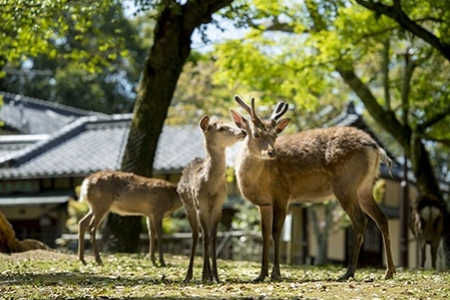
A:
0 209 52 253
307 204 334 265
103 0 233 254
315 233 328 265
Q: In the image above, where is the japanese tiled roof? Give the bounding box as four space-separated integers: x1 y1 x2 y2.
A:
0 96 398 181
0 113 239 179
0 91 106 134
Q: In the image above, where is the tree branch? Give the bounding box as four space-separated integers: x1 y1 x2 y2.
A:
381 39 391 110
336 65 411 149
354 0 450 62
401 49 417 126
265 17 296 32
421 134 450 147
417 104 450 132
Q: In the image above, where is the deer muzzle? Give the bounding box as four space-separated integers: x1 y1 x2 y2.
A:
268 149 276 158
261 147 276 159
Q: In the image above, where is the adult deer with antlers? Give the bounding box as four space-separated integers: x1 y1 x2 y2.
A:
230 96 395 282
78 170 182 266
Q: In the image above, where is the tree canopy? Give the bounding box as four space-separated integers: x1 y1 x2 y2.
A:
0 0 146 113
0 0 128 71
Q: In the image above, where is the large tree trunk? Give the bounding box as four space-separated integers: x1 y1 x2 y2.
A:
308 202 338 265
104 0 233 254
0 210 52 253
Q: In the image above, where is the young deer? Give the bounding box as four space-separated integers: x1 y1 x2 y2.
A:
78 170 182 266
411 194 446 269
177 115 246 283
230 96 396 282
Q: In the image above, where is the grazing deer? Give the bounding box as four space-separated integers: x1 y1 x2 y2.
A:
411 194 446 269
230 96 396 282
78 170 182 266
177 115 246 283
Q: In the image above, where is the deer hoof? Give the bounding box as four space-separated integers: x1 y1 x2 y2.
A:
251 275 266 283
337 271 354 282
212 276 220 284
384 269 395 279
270 270 281 281
182 276 192 284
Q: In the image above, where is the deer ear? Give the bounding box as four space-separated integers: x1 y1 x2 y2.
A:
199 115 210 131
276 118 290 133
230 109 247 129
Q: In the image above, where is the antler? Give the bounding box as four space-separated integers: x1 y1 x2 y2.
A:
271 101 289 121
234 95 288 124
234 95 260 122
234 95 252 115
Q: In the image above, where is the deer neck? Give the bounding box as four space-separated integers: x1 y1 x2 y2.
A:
204 143 227 178
235 147 269 181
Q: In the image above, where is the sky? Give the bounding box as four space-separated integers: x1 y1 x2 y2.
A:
122 0 248 53
191 17 248 53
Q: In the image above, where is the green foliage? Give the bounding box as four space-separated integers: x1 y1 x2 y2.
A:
214 2 352 131
66 199 89 234
166 52 242 125
231 201 260 232
0 94 3 127
1 1 148 113
0 0 121 71
373 179 386 203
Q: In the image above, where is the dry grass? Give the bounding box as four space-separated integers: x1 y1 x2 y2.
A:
0 250 449 299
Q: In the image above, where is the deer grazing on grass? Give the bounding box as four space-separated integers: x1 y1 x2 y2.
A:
177 115 246 283
78 170 182 266
411 194 446 269
230 96 396 282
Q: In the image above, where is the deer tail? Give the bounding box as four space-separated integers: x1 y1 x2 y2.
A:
378 147 392 177
78 178 90 202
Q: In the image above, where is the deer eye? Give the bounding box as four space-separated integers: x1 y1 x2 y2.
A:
253 132 260 138
217 127 224 132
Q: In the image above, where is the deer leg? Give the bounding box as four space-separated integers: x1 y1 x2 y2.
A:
253 204 273 283
184 207 199 283
147 217 156 266
210 210 222 283
419 239 427 268
154 218 166 267
271 206 287 281
89 215 103 265
358 192 396 279
199 215 212 283
88 208 109 265
147 217 159 266
431 239 440 270
78 211 94 264
336 192 367 281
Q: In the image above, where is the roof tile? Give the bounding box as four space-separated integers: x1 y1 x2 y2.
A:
0 114 240 179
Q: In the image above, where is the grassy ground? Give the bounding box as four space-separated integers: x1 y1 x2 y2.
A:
0 250 449 299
